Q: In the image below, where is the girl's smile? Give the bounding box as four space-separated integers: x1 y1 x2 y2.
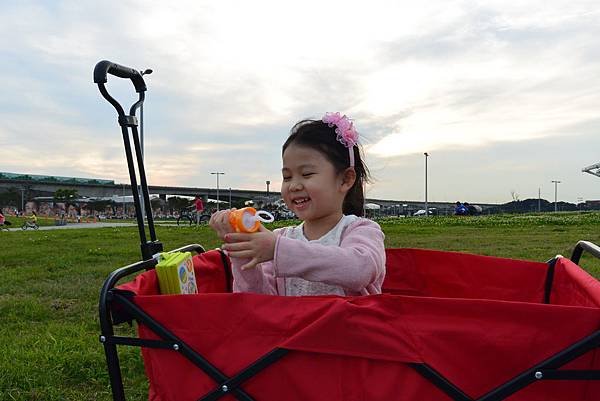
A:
290 196 311 209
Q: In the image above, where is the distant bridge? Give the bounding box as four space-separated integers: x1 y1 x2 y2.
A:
0 178 498 213
0 176 271 202
0 172 499 213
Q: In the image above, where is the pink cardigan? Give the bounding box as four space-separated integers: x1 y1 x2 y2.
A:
231 217 386 296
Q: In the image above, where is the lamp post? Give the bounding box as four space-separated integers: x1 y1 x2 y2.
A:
266 180 270 201
551 180 561 212
20 188 26 213
211 172 225 211
424 152 429 217
139 68 153 220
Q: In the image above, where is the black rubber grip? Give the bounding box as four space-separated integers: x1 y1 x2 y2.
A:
94 60 147 93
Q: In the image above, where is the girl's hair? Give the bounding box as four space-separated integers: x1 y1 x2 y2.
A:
282 119 370 216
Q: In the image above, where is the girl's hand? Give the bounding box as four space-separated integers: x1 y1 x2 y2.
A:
209 208 236 240
222 225 276 270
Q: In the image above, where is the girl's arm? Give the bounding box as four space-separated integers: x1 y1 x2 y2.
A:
272 219 385 292
228 228 287 295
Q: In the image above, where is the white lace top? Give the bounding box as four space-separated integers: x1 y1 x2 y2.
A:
283 215 358 296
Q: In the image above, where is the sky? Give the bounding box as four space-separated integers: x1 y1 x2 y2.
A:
2 0 600 204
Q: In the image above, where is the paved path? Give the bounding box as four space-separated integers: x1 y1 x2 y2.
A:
4 222 138 231
3 221 190 232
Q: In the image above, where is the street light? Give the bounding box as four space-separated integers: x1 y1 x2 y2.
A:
20 188 26 213
424 152 429 217
266 180 270 201
211 172 225 211
139 68 153 220
551 180 561 212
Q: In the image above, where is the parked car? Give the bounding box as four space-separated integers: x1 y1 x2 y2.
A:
413 208 436 216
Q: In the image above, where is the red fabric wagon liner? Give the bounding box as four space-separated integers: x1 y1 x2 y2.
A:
113 248 600 401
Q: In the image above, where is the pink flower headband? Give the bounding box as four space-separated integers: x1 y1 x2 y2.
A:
322 112 359 167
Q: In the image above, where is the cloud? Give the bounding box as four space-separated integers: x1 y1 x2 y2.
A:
364 3 600 158
1 1 600 203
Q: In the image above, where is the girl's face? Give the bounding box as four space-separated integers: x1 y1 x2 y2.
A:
281 143 352 227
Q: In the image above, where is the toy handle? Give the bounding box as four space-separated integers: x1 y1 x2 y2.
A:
255 210 275 223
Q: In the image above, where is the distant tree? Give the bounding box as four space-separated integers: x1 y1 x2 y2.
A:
510 190 520 202
54 189 79 203
150 197 163 212
0 187 20 207
493 198 577 214
89 199 114 215
167 196 191 213
54 189 79 213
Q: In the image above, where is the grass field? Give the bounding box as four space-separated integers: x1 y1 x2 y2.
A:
1 212 599 400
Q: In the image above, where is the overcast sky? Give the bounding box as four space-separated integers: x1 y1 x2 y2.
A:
2 1 600 204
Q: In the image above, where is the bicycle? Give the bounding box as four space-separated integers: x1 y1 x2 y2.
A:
176 208 210 226
21 221 39 230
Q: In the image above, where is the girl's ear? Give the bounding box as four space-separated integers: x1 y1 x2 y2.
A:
340 167 356 192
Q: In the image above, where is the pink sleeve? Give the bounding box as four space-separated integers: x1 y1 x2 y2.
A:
272 219 385 293
230 228 286 295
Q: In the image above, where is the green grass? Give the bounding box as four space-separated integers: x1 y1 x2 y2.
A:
0 212 599 400
4 216 57 227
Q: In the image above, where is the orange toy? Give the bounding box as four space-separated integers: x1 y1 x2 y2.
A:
228 207 275 233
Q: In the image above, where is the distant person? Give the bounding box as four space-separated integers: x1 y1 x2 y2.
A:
194 195 205 225
210 112 385 296
0 210 12 226
454 201 468 216
464 202 479 216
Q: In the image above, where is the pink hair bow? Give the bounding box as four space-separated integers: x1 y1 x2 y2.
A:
322 112 359 166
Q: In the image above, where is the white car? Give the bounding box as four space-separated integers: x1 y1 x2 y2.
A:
413 208 436 216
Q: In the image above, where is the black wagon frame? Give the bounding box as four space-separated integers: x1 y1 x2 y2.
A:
95 60 600 401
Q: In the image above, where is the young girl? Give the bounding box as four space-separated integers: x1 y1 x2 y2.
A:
210 112 386 296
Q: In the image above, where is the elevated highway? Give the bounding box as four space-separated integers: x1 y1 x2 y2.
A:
1 177 498 213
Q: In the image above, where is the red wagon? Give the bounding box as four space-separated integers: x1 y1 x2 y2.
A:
94 60 600 401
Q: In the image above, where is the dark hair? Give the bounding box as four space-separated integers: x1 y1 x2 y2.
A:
282 119 370 216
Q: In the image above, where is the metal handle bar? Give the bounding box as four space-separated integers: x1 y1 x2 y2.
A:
94 60 147 93
570 240 600 265
94 59 160 259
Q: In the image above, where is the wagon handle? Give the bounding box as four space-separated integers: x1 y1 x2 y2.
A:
94 60 159 260
570 240 600 264
94 60 147 93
